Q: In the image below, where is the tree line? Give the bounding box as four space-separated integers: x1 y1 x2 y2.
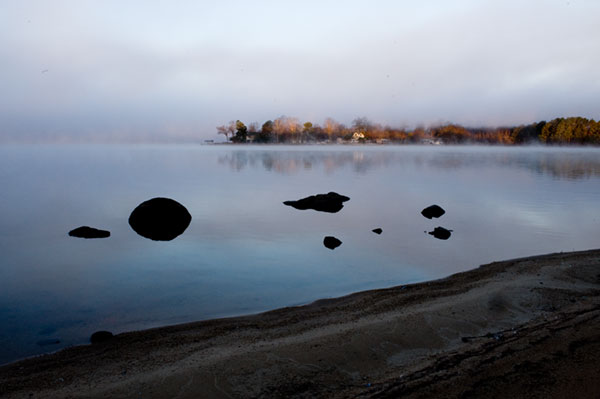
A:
216 116 600 145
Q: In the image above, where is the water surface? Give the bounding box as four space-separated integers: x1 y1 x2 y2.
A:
1 144 599 364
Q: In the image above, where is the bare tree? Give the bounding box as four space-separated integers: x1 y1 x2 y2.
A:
216 120 236 142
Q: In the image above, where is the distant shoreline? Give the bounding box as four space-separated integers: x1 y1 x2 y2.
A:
206 141 600 147
218 116 600 145
2 248 599 398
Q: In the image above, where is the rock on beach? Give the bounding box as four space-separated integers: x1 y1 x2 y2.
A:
90 331 114 344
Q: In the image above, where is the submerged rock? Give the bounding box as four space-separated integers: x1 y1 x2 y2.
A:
421 205 446 219
284 192 350 213
128 197 192 241
68 226 110 239
428 226 452 240
323 236 342 250
372 228 383 235
90 331 113 344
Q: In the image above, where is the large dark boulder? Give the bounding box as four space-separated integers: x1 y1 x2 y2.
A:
284 192 350 213
428 226 452 240
323 236 342 250
421 205 445 219
68 226 110 239
90 330 113 344
129 197 192 241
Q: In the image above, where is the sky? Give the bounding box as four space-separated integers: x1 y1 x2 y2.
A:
1 0 599 142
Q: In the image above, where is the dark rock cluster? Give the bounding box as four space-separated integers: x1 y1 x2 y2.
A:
421 205 452 240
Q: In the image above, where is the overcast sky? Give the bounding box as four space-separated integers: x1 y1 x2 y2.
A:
1 0 599 142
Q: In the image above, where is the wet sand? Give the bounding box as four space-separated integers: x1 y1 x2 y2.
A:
1 249 599 398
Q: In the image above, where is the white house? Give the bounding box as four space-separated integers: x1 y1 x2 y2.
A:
351 132 365 143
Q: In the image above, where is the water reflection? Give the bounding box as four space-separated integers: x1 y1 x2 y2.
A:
218 149 399 175
217 147 600 180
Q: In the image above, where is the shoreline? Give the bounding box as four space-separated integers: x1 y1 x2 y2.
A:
1 249 599 398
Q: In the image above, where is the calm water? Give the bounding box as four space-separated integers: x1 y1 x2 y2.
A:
1 144 599 364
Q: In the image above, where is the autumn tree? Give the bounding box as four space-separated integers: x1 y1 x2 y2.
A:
302 122 314 142
431 124 470 143
254 120 274 143
472 128 513 144
510 121 545 143
272 116 301 142
539 117 600 144
230 120 248 143
407 126 426 143
383 126 407 142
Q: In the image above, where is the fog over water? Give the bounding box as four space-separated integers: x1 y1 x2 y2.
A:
1 1 600 142
0 144 599 364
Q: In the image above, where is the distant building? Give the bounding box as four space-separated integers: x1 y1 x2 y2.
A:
421 138 442 145
351 132 365 143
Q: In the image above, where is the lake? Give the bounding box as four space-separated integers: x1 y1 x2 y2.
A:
1 144 599 364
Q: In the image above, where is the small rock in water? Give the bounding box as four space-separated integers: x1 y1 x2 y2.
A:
323 236 342 250
284 192 350 213
372 228 383 235
428 226 452 240
421 205 445 219
90 330 114 344
129 197 192 241
68 226 110 239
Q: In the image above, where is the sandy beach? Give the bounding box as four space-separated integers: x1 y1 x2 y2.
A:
1 249 599 398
